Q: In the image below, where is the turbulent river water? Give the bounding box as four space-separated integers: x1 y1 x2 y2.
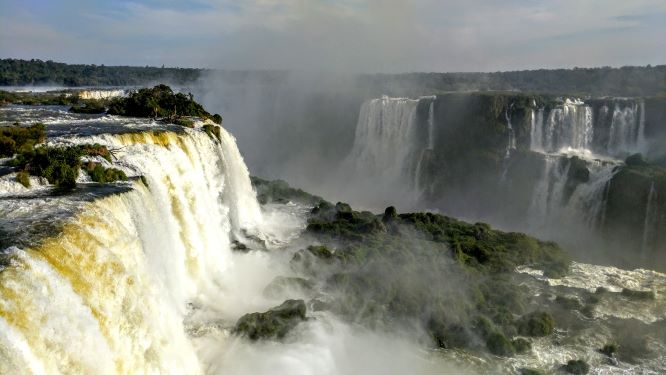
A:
0 105 664 374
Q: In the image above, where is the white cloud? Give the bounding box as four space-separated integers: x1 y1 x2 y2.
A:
1 0 665 71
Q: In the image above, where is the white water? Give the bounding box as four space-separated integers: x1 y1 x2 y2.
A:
344 95 435 207
528 154 617 236
78 89 127 100
607 101 646 156
641 181 658 260
533 99 593 154
0 120 466 374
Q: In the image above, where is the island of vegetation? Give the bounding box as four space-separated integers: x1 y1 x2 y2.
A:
240 177 573 359
0 85 223 188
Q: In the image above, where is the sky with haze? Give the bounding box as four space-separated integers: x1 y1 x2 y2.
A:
1 0 665 72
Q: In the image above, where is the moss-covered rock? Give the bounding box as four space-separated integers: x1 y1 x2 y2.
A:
232 300 307 340
486 332 515 356
15 171 30 187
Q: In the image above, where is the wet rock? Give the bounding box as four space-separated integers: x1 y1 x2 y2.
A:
233 299 307 340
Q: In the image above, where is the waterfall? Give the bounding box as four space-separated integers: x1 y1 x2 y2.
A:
527 156 571 230
563 162 617 230
641 182 658 260
530 108 545 152
0 129 263 374
345 95 435 203
528 155 617 235
427 100 435 151
607 102 642 156
538 99 593 153
637 100 647 154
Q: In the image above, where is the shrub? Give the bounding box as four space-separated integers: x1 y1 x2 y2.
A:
564 359 589 374
12 146 82 188
0 123 46 157
85 162 127 183
518 311 555 337
600 343 618 357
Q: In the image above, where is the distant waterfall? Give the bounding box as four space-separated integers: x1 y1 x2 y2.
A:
0 129 263 374
607 101 646 156
530 108 545 152
531 99 593 153
641 182 658 260
563 162 617 230
528 155 616 234
346 95 435 201
527 156 571 230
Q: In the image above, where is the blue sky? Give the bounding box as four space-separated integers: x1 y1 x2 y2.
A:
1 0 665 72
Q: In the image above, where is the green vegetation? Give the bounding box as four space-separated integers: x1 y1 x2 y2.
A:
518 311 555 337
15 171 30 187
287 199 568 356
0 59 200 86
2 59 664 97
10 142 123 188
251 176 325 205
84 162 128 183
0 90 78 106
12 146 83 188
202 124 221 140
69 99 106 114
600 343 618 357
107 85 220 121
233 300 307 340
0 123 46 157
563 359 590 374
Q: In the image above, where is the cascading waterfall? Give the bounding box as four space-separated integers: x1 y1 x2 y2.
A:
345 95 435 203
641 181 658 260
528 155 617 235
527 156 571 230
535 99 593 153
529 108 545 152
563 162 617 231
607 101 646 156
0 129 263 374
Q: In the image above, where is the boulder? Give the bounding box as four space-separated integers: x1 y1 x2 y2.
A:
233 300 307 340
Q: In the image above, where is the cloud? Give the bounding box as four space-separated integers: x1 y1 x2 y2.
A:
1 0 665 71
